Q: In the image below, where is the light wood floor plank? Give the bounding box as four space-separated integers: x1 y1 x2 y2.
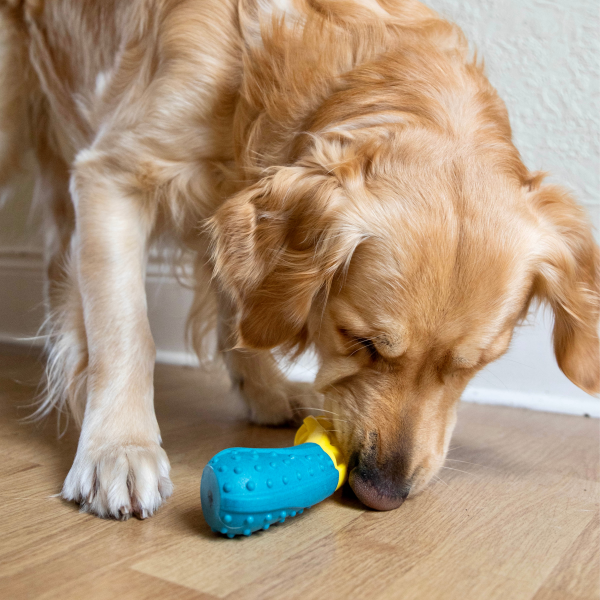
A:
532 514 600 600
38 567 217 600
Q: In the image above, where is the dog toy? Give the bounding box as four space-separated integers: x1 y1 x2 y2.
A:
200 416 347 537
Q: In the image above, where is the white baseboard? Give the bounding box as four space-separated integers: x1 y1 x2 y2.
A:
280 351 600 418
460 387 598 418
155 349 200 367
0 247 597 417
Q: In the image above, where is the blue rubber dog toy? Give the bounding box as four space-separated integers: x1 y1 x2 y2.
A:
200 416 347 537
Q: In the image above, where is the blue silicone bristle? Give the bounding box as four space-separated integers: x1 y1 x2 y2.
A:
200 443 338 537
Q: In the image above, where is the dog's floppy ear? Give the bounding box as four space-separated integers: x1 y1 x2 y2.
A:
208 165 364 349
529 183 600 395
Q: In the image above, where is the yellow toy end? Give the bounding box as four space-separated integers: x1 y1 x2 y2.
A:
294 416 347 490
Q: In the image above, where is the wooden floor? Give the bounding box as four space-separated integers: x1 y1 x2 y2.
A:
0 349 598 600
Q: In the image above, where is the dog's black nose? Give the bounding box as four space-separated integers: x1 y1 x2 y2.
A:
349 467 411 511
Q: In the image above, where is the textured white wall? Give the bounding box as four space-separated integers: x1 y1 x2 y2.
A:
427 0 599 227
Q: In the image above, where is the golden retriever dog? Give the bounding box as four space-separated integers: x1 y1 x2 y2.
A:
1 0 598 518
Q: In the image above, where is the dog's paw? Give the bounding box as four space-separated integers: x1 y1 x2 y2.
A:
239 379 324 426
61 442 173 519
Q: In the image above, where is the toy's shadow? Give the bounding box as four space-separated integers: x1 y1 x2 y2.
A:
180 504 216 538
333 484 364 510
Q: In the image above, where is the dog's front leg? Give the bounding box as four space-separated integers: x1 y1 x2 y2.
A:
217 294 323 425
61 155 172 519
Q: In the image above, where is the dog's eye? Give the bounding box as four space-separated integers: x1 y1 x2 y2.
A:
356 337 379 360
338 328 380 360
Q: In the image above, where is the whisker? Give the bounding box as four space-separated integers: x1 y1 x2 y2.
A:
289 409 350 423
445 458 496 471
441 466 475 476
345 340 367 353
349 346 365 357
295 407 342 416
432 474 449 488
446 445 464 453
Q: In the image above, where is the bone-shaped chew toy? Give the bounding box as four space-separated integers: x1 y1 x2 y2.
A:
200 416 347 537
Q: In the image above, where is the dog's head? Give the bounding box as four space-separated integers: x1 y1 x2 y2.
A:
209 129 599 510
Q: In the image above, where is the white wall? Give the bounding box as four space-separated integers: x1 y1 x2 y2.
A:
427 0 599 224
0 0 598 416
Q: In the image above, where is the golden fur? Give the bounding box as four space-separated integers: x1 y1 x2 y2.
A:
1 0 597 516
